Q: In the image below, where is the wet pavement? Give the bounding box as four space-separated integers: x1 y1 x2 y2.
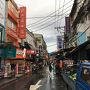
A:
29 66 67 90
0 66 67 90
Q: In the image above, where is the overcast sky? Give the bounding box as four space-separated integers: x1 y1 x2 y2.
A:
15 0 74 53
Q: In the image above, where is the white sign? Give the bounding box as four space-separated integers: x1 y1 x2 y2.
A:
30 80 42 90
16 48 26 56
16 49 24 55
0 0 5 26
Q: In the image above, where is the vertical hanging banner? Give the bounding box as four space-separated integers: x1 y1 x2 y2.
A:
57 36 63 50
19 7 26 39
65 17 70 33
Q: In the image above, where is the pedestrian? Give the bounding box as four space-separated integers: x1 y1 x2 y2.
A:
49 62 52 78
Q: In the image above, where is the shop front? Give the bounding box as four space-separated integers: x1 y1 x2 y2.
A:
15 48 26 75
0 46 6 78
4 43 16 78
0 42 16 78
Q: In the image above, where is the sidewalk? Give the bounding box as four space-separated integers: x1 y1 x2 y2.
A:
0 74 24 87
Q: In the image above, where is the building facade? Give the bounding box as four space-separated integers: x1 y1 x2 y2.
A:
34 34 48 62
24 29 37 62
6 0 19 46
0 0 5 42
0 0 6 77
3 0 27 78
69 0 90 47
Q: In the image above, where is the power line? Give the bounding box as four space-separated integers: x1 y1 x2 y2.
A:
47 24 90 48
67 0 87 46
27 0 82 30
28 7 72 30
47 0 87 48
26 0 74 27
31 13 70 32
47 44 57 47
56 0 65 39
73 25 90 44
27 4 73 29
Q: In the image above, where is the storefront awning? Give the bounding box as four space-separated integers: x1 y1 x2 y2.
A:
65 40 90 60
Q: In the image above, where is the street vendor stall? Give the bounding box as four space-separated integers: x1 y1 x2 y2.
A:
61 40 90 90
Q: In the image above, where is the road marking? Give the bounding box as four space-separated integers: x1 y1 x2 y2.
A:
30 80 42 90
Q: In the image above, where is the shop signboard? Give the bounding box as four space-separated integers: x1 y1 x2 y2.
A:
0 46 16 58
0 0 5 26
19 7 26 39
26 49 36 55
65 17 70 33
6 47 16 58
16 48 26 58
57 36 63 50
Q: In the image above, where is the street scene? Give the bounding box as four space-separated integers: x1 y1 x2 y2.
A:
0 0 90 90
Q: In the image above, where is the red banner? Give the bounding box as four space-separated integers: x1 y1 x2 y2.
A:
19 7 26 39
26 50 36 55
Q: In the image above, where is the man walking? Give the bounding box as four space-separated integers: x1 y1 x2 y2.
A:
48 62 52 78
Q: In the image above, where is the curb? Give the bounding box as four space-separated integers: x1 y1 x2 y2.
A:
0 74 25 88
0 78 17 88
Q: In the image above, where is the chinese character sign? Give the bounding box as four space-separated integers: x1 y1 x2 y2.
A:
19 7 26 39
57 36 63 50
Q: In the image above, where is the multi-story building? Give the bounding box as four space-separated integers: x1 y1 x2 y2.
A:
6 0 19 46
69 0 90 47
0 0 5 77
2 0 27 77
24 29 37 61
25 29 37 50
21 29 37 73
0 0 5 42
34 34 48 63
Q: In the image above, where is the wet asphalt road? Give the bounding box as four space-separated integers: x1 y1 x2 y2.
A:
0 66 67 90
29 66 67 90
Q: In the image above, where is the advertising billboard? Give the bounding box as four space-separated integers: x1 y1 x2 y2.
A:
16 48 26 59
57 36 63 50
19 7 26 39
0 0 5 26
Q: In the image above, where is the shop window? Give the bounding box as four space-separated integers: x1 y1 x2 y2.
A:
81 65 90 86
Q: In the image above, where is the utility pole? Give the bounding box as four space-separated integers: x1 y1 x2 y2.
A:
55 26 65 37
